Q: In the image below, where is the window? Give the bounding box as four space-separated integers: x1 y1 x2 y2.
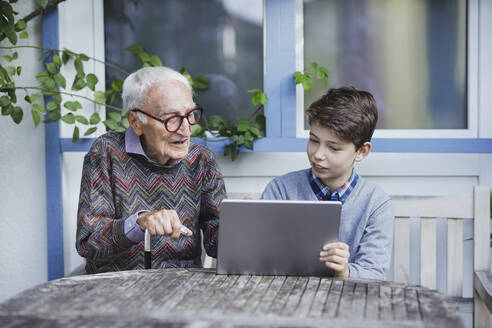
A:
297 0 470 138
104 0 263 122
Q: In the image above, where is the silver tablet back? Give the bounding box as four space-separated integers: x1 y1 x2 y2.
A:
217 199 341 276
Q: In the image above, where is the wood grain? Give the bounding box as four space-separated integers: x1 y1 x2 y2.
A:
0 268 464 328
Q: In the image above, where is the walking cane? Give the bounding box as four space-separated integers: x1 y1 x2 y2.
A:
144 229 151 269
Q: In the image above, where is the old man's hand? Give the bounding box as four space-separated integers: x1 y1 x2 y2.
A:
136 209 193 241
319 242 350 278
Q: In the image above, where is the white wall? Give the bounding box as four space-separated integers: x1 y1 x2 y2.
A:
0 0 47 302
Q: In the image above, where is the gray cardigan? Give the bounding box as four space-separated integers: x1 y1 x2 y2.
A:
261 169 394 280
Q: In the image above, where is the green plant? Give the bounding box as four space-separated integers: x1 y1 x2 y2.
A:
2 1 328 161
0 0 267 160
293 62 329 92
191 88 267 161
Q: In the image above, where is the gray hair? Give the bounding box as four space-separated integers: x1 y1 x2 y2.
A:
122 66 192 124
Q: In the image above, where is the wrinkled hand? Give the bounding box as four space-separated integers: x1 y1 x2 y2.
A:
319 242 350 277
137 209 193 241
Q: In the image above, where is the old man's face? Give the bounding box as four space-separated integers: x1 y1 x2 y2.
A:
130 81 196 165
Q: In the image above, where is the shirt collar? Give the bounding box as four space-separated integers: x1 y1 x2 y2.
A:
125 128 182 167
309 168 359 204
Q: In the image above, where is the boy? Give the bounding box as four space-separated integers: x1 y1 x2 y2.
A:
261 87 393 279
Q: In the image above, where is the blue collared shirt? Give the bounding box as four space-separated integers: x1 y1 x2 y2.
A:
308 169 359 204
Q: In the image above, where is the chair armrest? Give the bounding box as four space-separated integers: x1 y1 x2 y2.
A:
475 270 492 313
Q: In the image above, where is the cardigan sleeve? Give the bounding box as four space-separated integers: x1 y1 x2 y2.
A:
348 197 394 280
199 151 226 258
76 139 135 261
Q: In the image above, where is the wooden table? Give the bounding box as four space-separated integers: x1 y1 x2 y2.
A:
0 268 463 327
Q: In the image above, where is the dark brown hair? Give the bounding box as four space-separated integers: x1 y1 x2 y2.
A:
306 86 378 149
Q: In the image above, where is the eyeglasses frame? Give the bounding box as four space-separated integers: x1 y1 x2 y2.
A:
131 106 203 133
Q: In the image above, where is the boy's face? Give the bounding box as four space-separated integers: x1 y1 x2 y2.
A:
307 122 370 190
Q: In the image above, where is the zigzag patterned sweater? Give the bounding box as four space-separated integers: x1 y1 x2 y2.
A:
76 132 226 273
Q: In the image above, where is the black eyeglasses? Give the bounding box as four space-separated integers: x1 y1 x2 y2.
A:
132 106 203 133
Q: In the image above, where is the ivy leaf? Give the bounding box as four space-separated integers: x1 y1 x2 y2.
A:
237 118 249 132
244 131 254 141
31 110 40 127
75 115 88 125
191 124 205 138
61 113 76 124
72 126 80 143
32 103 46 114
309 62 318 76
138 52 150 63
71 76 85 91
103 119 119 130
126 43 144 55
121 118 129 128
78 53 89 61
16 66 21 75
53 73 66 88
36 0 48 9
249 127 261 137
46 101 58 111
14 20 26 31
63 101 82 111
192 75 209 91
149 55 162 66
47 110 61 122
89 112 101 124
84 127 97 136
30 93 42 103
112 80 122 92
46 62 57 74
11 106 23 124
244 139 254 150
249 89 268 106
86 73 98 91
1 104 13 116
5 28 17 45
94 91 106 104
207 115 225 129
301 76 312 91
237 135 245 146
53 93 62 104
0 96 10 106
74 58 84 75
108 112 121 122
19 31 28 39
52 55 61 66
62 50 71 64
2 55 13 62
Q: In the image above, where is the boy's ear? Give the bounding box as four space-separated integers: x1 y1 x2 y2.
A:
127 110 144 136
355 142 372 162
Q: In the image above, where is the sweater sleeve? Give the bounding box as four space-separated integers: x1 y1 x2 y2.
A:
261 178 285 200
76 140 135 261
348 198 394 280
199 152 226 258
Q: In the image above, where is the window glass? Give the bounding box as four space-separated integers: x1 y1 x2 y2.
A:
104 0 263 122
303 0 467 129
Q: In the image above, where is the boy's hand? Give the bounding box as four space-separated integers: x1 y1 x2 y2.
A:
319 242 350 277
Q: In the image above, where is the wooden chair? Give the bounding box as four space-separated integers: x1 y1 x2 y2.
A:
390 186 490 327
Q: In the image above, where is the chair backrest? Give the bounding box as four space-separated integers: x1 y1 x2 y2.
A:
391 186 490 297
221 188 490 297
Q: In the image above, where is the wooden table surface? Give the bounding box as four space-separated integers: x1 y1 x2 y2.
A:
0 268 463 328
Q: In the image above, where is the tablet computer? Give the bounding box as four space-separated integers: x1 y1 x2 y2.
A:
217 199 341 276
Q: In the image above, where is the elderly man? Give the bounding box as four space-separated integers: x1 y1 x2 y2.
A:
76 66 226 273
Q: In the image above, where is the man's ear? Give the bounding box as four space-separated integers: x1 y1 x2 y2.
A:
127 110 144 136
355 142 371 162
